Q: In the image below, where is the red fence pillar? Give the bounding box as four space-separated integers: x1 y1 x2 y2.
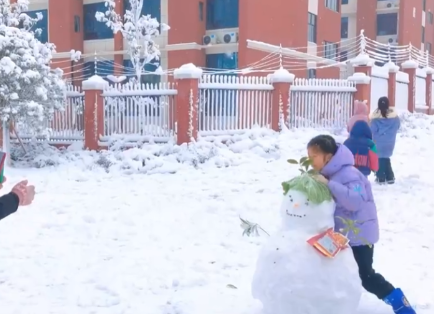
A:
387 62 399 107
425 67 433 114
350 55 373 111
270 68 294 131
82 76 108 150
401 60 418 113
174 64 202 145
348 72 371 113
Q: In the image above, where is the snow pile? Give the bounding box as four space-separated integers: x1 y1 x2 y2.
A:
10 128 282 173
1 113 434 313
398 111 434 139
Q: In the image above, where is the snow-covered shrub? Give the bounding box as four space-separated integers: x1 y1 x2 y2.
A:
0 0 66 133
95 0 170 81
9 129 282 172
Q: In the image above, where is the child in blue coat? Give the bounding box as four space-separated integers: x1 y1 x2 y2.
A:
344 120 379 177
370 96 400 184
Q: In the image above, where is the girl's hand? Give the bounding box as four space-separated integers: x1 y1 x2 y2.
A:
314 174 328 185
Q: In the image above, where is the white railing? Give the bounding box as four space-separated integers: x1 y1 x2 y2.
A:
101 82 177 143
198 75 273 135
289 78 356 129
11 85 84 143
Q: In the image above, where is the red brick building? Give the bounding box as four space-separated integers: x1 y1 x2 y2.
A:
19 0 347 80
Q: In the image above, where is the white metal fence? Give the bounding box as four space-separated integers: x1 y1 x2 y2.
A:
289 78 356 129
101 82 176 143
198 75 273 135
11 85 84 143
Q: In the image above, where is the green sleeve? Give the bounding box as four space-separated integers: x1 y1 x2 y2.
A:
368 140 377 153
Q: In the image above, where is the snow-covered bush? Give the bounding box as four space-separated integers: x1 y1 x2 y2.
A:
0 0 66 133
95 0 170 81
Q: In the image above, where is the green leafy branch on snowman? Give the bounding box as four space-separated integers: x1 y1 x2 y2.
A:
336 217 372 247
286 156 317 175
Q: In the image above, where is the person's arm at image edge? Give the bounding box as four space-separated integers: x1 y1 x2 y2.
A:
0 192 19 221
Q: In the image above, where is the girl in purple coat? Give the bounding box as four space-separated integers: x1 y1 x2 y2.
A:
307 134 416 314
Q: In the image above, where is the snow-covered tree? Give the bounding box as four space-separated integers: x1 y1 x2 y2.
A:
0 0 66 133
96 0 170 82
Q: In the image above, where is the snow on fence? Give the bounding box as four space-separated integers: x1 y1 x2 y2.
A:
198 75 273 135
289 78 356 129
370 66 388 112
416 68 427 109
395 71 409 112
11 85 85 143
100 82 177 143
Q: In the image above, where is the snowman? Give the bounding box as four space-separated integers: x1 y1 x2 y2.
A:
251 173 362 314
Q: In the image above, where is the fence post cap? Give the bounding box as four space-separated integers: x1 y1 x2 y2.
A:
82 75 109 90
425 66 434 74
401 60 418 69
347 72 371 84
350 53 374 66
271 68 295 83
385 61 399 73
174 63 203 79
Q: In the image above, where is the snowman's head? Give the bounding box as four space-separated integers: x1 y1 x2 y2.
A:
280 174 335 232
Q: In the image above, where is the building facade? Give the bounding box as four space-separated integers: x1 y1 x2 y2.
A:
341 0 434 58
20 0 345 81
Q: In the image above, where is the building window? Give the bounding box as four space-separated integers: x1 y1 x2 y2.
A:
124 0 161 20
374 46 397 66
423 0 426 11
205 52 238 70
426 42 432 54
428 11 433 24
123 59 161 85
376 13 398 36
84 2 114 40
308 13 317 43
325 0 338 12
307 69 316 78
204 53 237 116
341 17 348 38
341 0 348 4
206 0 239 30
74 15 80 32
422 27 425 43
324 41 338 59
24 10 48 43
199 2 204 21
340 51 348 61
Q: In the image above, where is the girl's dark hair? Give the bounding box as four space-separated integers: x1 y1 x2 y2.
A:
307 135 338 155
378 96 389 118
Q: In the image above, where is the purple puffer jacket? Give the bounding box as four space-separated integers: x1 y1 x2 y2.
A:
321 144 379 246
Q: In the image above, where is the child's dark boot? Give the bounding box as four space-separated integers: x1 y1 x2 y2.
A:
383 288 416 313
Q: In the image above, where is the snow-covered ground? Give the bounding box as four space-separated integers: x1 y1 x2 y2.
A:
0 113 433 314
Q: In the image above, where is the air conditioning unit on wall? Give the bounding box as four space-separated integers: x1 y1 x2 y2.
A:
203 34 217 45
218 32 238 44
